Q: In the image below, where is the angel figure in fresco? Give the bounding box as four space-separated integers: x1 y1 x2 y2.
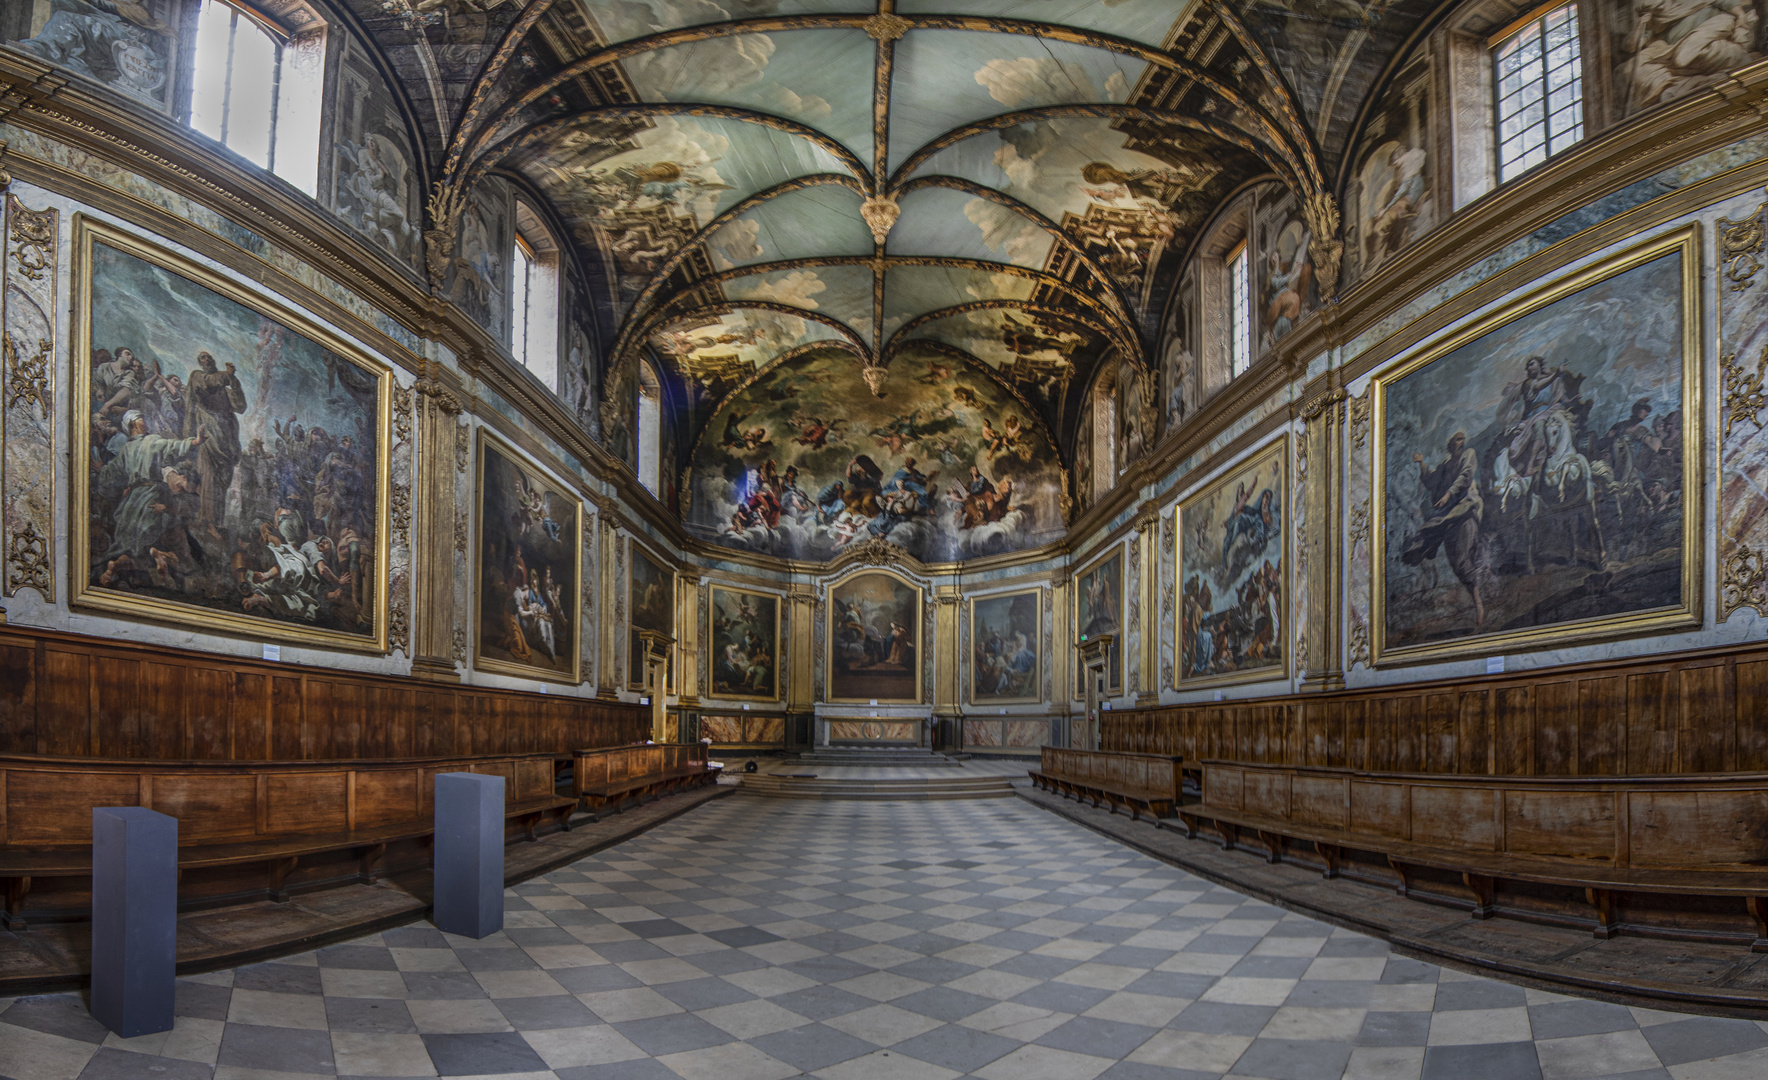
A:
790 415 843 451
1080 162 1209 209
917 360 953 384
591 161 731 216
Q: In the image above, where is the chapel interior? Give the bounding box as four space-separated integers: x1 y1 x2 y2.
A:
2 0 1768 1077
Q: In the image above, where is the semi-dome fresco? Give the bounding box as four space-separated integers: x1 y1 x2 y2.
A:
689 347 1064 562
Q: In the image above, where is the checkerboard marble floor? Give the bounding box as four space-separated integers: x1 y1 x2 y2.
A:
4 797 1766 1080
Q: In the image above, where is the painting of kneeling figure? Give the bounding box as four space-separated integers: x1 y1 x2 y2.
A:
828 572 922 703
73 221 391 652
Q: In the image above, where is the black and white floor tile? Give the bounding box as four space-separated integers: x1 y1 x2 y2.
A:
2 797 1764 1079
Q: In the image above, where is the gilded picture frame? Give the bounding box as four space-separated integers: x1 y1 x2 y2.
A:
1176 436 1290 689
1371 227 1702 666
70 217 392 653
707 585 782 702
826 568 924 704
627 537 674 692
472 429 583 685
1072 545 1124 697
969 588 1042 706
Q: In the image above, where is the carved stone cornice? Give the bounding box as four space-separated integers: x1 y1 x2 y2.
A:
826 537 919 573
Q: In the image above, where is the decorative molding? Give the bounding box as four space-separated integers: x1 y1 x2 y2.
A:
1348 389 1371 449
1723 350 1768 439
1 192 54 603
7 201 53 282
455 417 470 472
5 519 49 597
1718 202 1766 290
1 333 47 415
862 12 911 41
1722 545 1767 620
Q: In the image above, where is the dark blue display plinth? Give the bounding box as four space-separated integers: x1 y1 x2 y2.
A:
90 806 177 1037
433 772 504 939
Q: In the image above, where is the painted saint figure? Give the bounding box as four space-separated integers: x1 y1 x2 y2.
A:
1401 431 1487 627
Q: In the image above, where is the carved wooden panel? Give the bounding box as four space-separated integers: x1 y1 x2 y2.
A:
1106 641 1768 777
0 625 646 762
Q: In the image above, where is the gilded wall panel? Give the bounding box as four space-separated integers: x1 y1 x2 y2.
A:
2 193 55 601
1719 195 1768 619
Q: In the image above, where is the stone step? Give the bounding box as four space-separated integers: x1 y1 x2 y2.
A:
795 749 962 766
737 775 1016 800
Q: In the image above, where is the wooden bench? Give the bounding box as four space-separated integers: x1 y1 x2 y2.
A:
1177 760 1768 947
573 743 716 818
0 751 578 927
1028 747 1188 822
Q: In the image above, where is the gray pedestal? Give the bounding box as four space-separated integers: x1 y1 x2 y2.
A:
90 807 177 1038
433 772 504 939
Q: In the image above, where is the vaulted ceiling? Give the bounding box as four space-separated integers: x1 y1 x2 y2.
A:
341 0 1441 454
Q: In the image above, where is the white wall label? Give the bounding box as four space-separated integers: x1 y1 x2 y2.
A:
261 644 280 662
1486 656 1505 674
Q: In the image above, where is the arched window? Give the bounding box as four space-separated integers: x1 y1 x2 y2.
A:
510 202 561 388
189 0 322 195
1089 367 1117 504
637 362 662 496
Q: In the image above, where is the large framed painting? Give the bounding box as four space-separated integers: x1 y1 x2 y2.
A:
1178 439 1288 687
627 540 673 690
828 571 922 703
72 219 391 651
473 431 582 684
1073 547 1123 696
708 585 779 701
1372 228 1700 665
971 589 1041 705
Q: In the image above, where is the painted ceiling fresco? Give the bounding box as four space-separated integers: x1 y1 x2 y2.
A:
328 0 1448 559
689 345 1065 563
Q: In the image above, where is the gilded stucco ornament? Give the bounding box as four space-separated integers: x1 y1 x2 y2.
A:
2 193 55 604
1349 390 1371 449
8 204 54 283
862 12 910 40
1302 192 1343 300
860 195 899 245
1719 204 1766 290
5 520 49 597
2 334 48 415
1722 545 1767 618
424 181 468 290
861 364 889 397
1723 350 1768 438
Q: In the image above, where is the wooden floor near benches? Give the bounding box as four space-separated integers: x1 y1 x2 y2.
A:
1017 782 1768 1017
0 783 734 995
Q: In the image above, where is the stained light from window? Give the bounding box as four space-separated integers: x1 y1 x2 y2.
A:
1228 241 1251 378
1495 3 1583 182
189 0 320 195
511 235 535 370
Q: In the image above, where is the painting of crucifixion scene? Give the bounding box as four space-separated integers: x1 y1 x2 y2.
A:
686 348 1065 564
76 226 388 649
474 436 581 683
1178 441 1287 686
1376 236 1696 661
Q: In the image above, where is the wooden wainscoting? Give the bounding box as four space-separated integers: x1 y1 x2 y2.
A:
0 625 648 761
1105 639 1768 777
1177 760 1768 945
0 751 580 924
